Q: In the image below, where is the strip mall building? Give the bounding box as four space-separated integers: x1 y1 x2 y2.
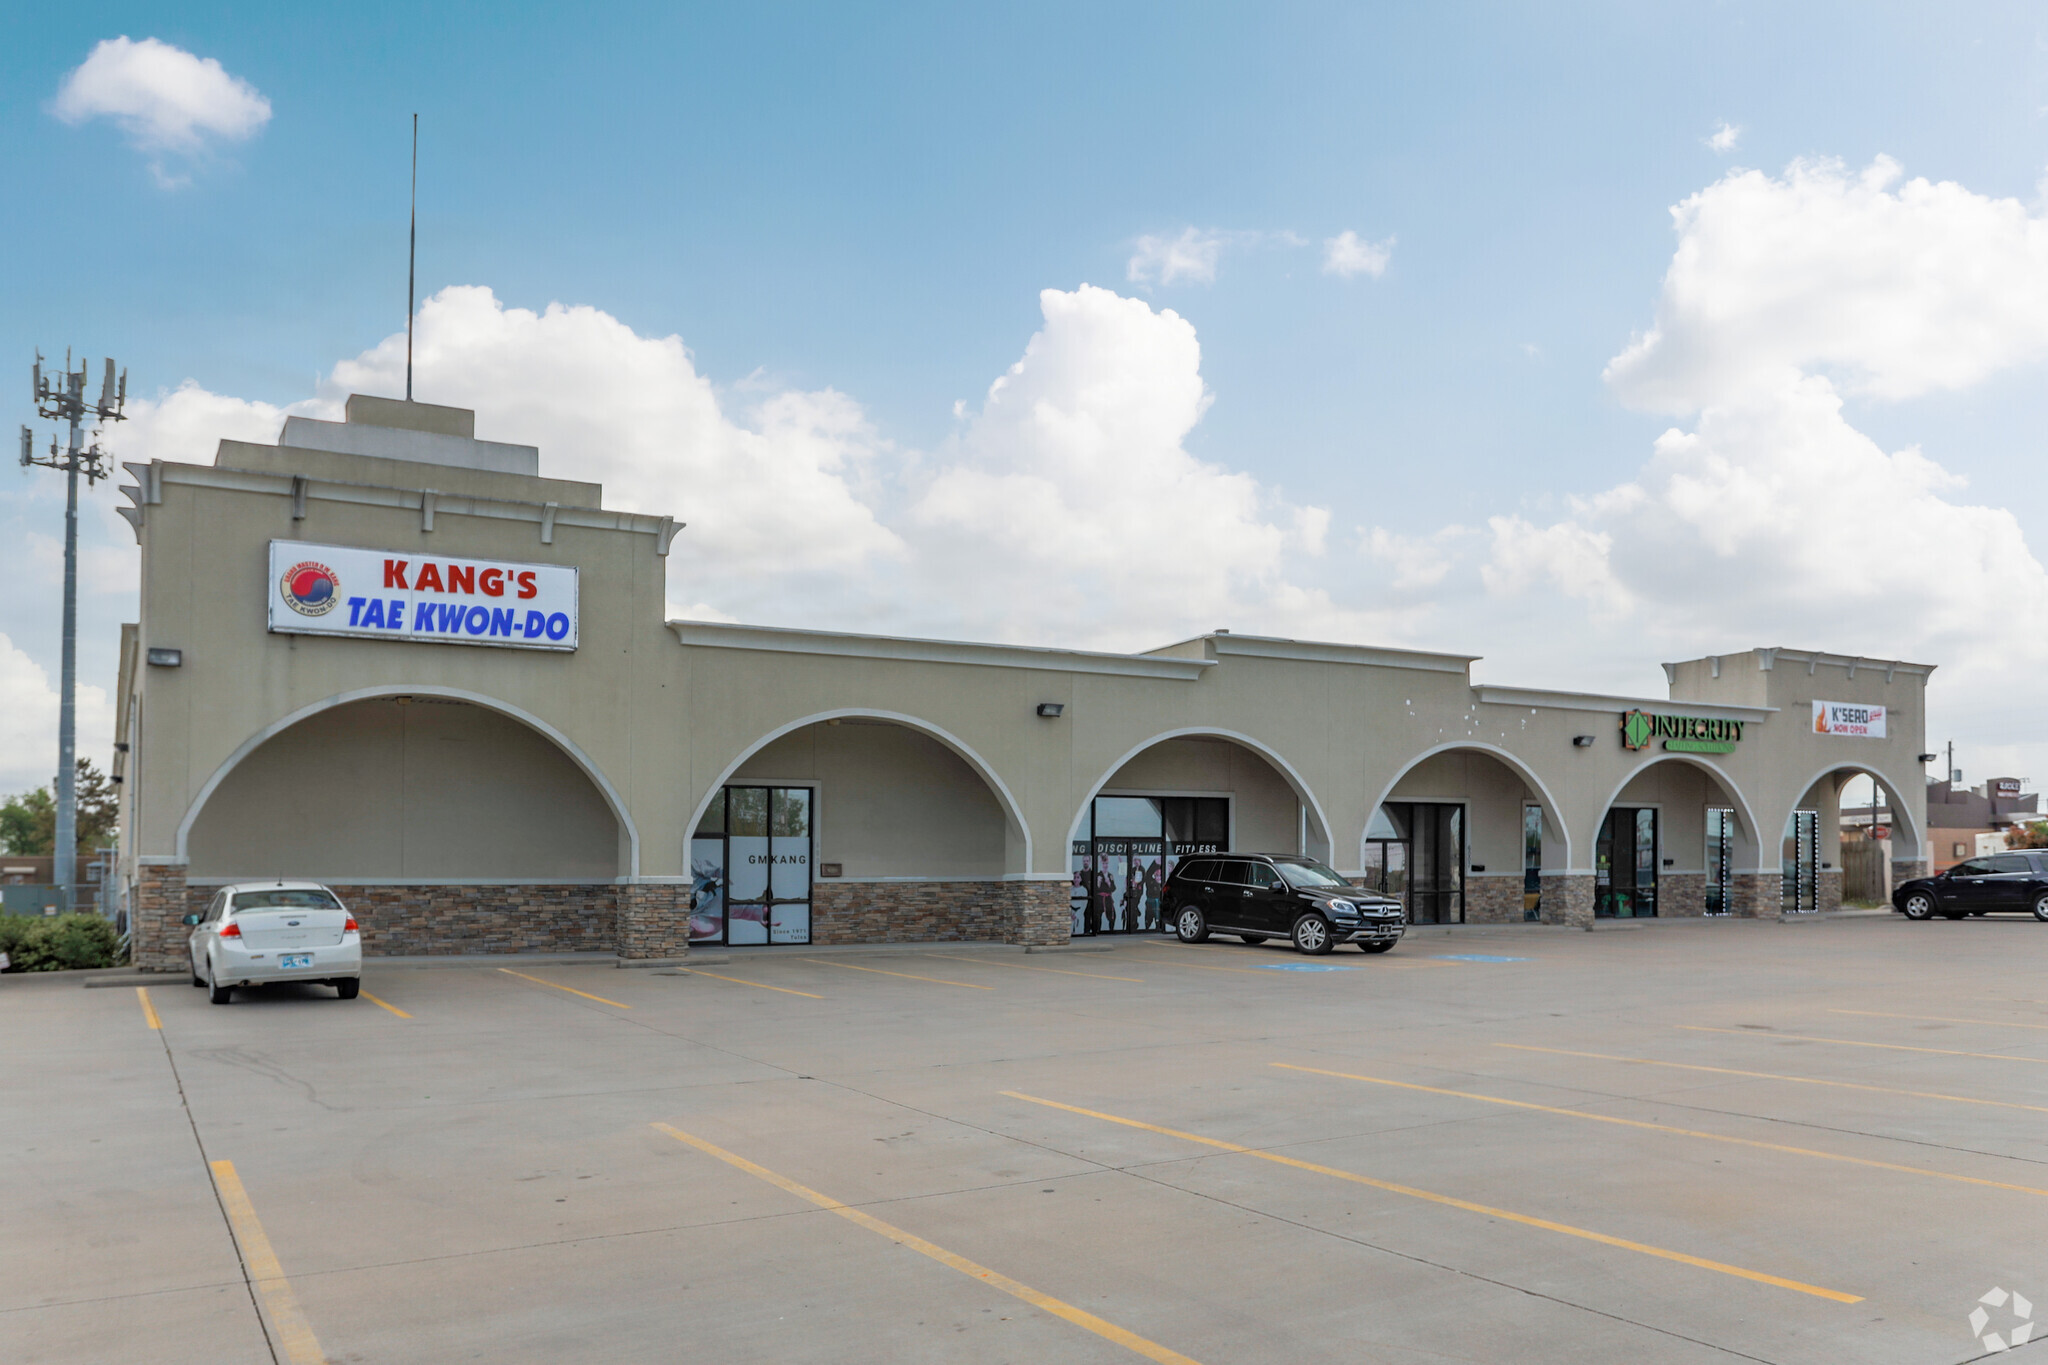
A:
112 398 1934 968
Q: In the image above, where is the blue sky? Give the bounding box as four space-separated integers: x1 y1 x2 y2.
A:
5 2 2048 794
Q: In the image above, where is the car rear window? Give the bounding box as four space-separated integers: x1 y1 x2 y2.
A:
1215 860 1255 885
231 889 342 912
1990 854 2033 874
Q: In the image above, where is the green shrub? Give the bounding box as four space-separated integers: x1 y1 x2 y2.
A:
0 913 122 971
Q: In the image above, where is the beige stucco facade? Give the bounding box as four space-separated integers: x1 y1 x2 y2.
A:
111 398 1936 966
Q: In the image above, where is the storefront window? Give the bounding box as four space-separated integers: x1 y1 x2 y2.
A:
690 785 813 945
1070 796 1227 936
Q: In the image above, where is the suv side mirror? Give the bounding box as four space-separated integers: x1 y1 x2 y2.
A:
181 913 202 925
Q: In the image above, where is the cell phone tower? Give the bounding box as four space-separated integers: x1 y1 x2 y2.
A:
21 351 126 911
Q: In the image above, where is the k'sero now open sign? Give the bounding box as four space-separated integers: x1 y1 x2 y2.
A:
266 539 580 651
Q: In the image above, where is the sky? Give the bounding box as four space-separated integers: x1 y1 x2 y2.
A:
3 2 2048 801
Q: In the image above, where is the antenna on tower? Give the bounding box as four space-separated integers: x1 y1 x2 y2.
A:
406 113 418 402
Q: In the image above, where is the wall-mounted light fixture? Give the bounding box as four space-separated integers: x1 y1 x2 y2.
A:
1036 703 1065 718
1917 752 1939 763
113 742 129 753
1470 864 1486 873
145 647 181 667
1571 734 1595 748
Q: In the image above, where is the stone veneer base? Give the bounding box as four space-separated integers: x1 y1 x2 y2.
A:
811 879 1070 946
1540 874 1595 929
1463 874 1531 924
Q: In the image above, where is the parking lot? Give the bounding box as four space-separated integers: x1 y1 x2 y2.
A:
8 913 2048 1364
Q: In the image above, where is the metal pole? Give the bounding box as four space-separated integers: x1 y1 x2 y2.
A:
406 113 417 402
54 369 82 910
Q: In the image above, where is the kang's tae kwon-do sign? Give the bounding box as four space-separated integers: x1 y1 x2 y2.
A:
267 540 579 651
1813 700 1886 739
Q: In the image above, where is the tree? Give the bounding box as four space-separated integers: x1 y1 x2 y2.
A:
0 759 119 856
2006 820 2048 850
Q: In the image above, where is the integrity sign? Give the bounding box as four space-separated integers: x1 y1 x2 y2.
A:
267 540 579 651
1620 709 1745 754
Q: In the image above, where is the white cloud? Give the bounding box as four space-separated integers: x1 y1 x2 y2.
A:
1363 527 1465 591
110 284 1375 650
1605 156 2048 409
0 634 109 796
1322 230 1394 279
909 285 1360 644
53 36 270 182
1127 228 1227 285
1706 120 1741 154
1480 154 2048 704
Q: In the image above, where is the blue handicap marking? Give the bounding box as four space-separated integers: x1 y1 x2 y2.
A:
1430 953 1530 963
1257 963 1357 972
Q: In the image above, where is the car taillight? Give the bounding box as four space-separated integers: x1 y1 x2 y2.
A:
218 921 241 938
344 917 358 932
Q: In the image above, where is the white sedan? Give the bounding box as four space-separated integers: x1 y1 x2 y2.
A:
185 881 362 1004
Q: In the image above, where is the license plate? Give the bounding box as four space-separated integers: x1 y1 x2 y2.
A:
280 954 313 969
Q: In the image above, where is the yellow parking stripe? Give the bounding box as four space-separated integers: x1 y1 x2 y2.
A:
675 967 823 998
496 967 630 1008
1496 1044 2048 1117
922 953 1145 983
1275 1062 2048 1200
1002 1090 1862 1304
802 959 992 989
209 1160 326 1365
653 1123 1203 1364
1829 1008 2048 1031
360 990 411 1018
136 986 161 1029
1681 1024 2048 1063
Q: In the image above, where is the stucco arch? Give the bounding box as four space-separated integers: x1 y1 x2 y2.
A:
1588 754 1764 873
1070 727 1335 863
687 709 1034 875
175 685 642 876
1363 741 1575 872
1777 761 1923 864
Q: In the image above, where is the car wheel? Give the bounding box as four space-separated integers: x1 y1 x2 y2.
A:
335 978 360 999
1900 893 1935 920
1291 914 1334 956
1175 907 1209 943
207 962 233 1006
2033 893 2048 923
1359 942 1394 954
1239 934 1268 945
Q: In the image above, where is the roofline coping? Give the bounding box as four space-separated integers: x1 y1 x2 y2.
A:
1145 632 1478 674
667 620 1215 679
1471 683 1777 721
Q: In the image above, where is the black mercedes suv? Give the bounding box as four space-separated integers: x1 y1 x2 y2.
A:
1894 851 2048 921
1164 853 1404 955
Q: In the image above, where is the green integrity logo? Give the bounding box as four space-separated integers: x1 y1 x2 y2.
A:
1618 709 1744 754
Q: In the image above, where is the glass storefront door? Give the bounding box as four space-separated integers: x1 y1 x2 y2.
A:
1522 804 1543 922
1782 809 1819 914
1705 808 1735 914
689 785 813 945
1363 803 1465 924
1070 796 1229 936
1596 807 1658 917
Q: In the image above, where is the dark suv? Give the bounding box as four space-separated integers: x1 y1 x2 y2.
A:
1165 853 1404 955
1895 852 2048 921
